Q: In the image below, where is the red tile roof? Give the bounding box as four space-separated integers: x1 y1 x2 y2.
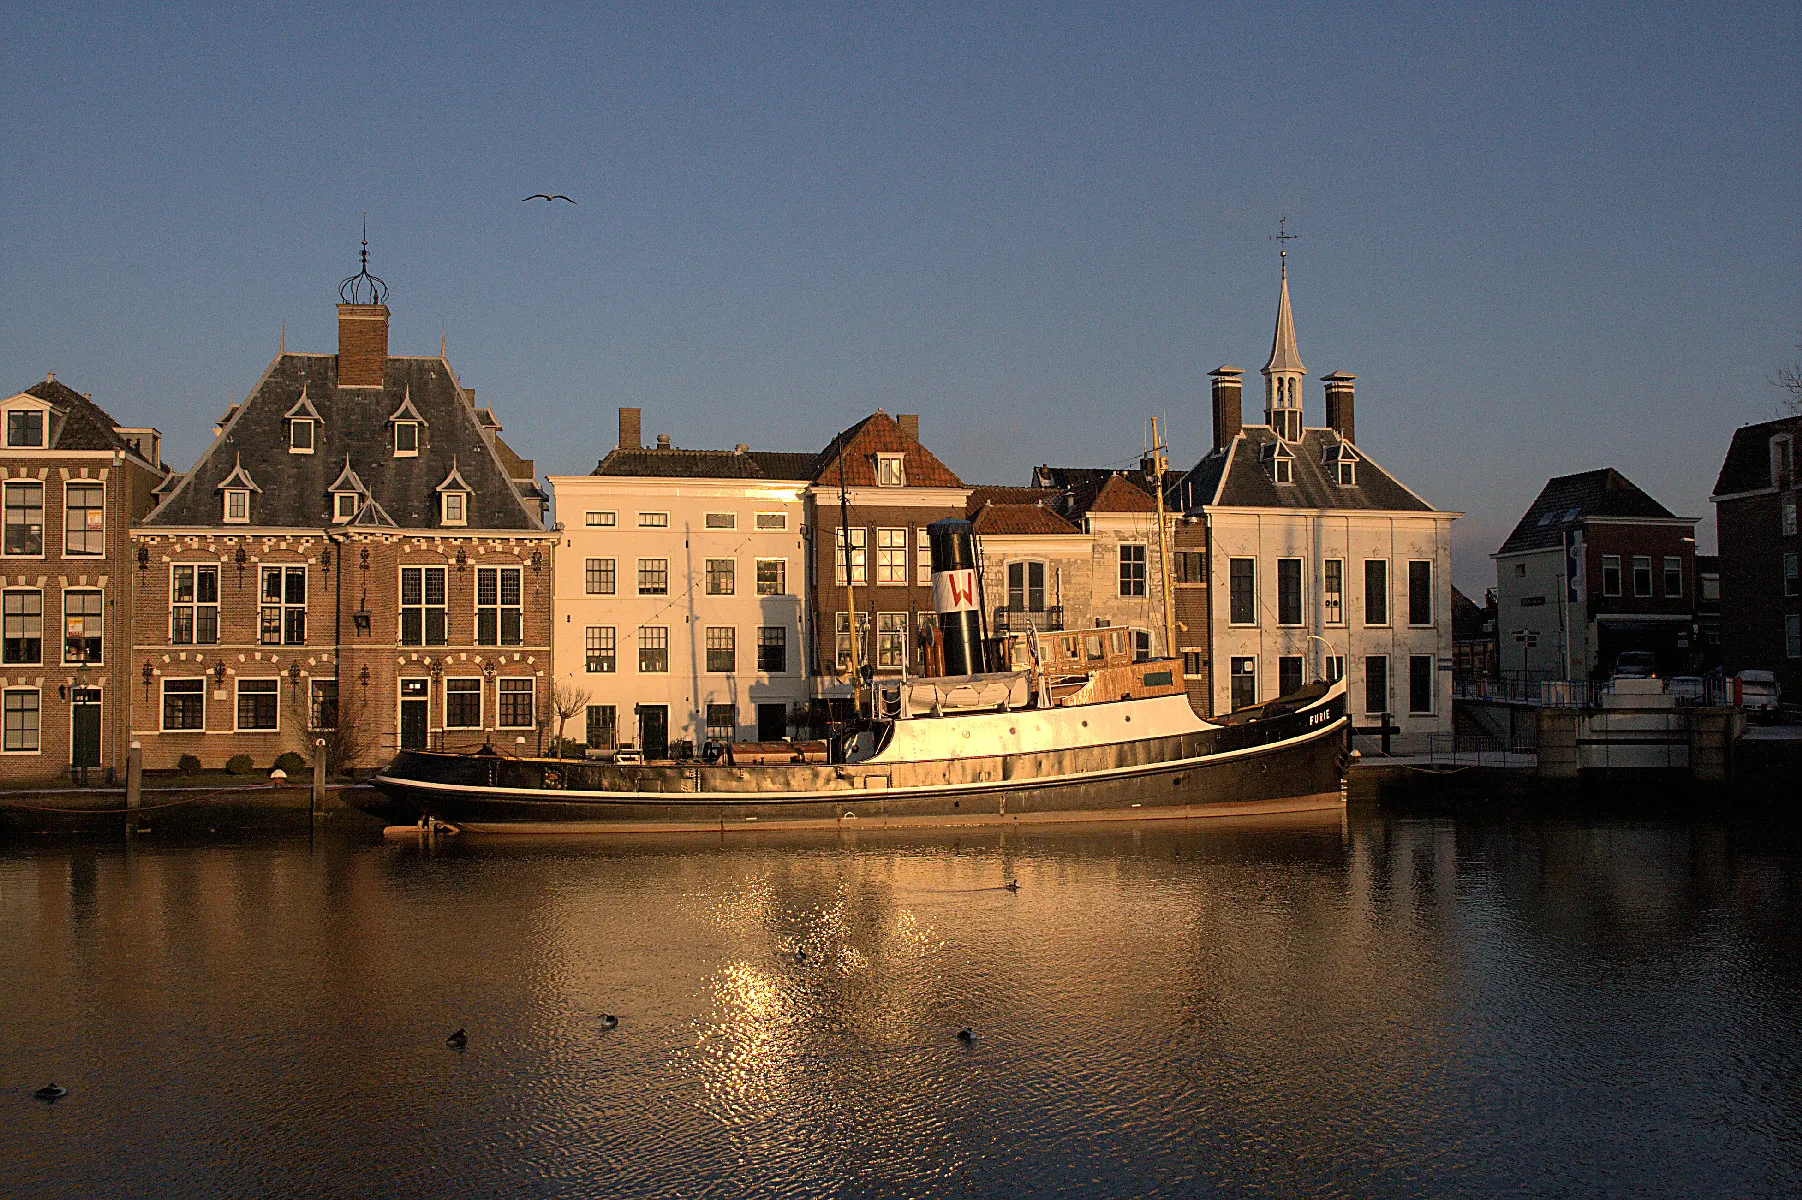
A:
814 411 963 488
1083 473 1158 513
971 503 1079 535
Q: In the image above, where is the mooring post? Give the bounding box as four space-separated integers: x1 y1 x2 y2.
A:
125 740 142 838
312 737 326 824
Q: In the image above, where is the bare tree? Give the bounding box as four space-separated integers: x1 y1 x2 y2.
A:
1779 345 1802 415
550 681 591 757
309 690 369 778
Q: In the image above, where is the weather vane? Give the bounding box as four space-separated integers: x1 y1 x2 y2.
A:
338 211 389 305
1271 216 1299 260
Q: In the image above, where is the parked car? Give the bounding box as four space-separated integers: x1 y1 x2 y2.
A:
1611 650 1658 679
1735 670 1780 716
1665 676 1707 701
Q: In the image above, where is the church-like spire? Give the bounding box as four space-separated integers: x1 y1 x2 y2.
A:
1260 222 1306 441
1264 258 1306 377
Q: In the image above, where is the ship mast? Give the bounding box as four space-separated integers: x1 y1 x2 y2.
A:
839 470 866 716
1150 416 1177 662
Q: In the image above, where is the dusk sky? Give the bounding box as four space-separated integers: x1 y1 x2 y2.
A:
3 2 1798 593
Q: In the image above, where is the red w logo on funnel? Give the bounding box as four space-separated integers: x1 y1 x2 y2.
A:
933 569 979 613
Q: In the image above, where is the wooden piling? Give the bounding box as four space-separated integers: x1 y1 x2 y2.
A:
125 740 142 837
312 737 326 823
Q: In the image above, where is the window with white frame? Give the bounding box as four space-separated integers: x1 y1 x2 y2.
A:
1008 561 1046 612
331 490 359 523
63 588 102 664
586 704 616 749
705 626 735 673
585 558 615 595
1119 544 1147 597
162 678 204 731
445 678 482 728
638 558 669 595
638 512 669 528
705 558 736 596
1325 655 1345 683
171 565 219 644
236 678 278 731
757 626 787 673
497 678 534 728
876 528 908 584
393 421 420 457
290 418 317 454
585 511 616 527
915 527 931 585
755 512 786 531
1276 559 1303 626
1632 555 1653 597
1408 560 1433 626
1408 655 1435 714
310 680 338 730
1602 555 1622 597
835 612 857 671
1364 560 1389 625
476 566 523 645
705 512 736 530
400 566 448 646
2 590 40 665
756 559 786 596
638 626 669 672
223 489 250 524
440 490 468 526
260 565 307 645
585 626 616 672
1785 496 1798 537
64 482 104 556
1323 559 1344 624
875 454 905 487
5 408 45 448
3 688 39 752
1230 657 1257 710
834 527 867 585
1364 655 1389 715
705 704 737 741
1785 553 1799 598
1663 557 1683 597
1229 559 1255 625
877 612 907 669
4 482 43 555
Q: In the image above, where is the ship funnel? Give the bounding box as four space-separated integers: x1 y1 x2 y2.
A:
927 518 987 676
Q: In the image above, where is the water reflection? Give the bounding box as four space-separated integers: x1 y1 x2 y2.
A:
4 806 1802 1197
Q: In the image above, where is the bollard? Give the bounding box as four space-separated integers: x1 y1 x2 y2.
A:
125 740 142 838
312 737 327 824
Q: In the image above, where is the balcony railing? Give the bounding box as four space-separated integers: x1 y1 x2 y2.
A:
993 606 1064 634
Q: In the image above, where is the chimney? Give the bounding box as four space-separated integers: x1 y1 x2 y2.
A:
618 407 641 450
336 303 389 388
898 413 919 441
656 433 671 450
1322 372 1357 444
1209 365 1244 451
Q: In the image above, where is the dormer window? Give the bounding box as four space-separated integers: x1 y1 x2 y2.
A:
217 455 260 525
289 419 316 453
1262 441 1295 485
334 492 359 522
1323 442 1359 487
394 421 419 457
5 410 44 449
326 456 367 526
875 453 905 487
436 460 473 528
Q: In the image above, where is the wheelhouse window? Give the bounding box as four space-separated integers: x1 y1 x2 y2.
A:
1663 557 1683 597
1276 559 1302 626
757 626 787 673
162 679 204 731
3 689 39 752
755 559 786 596
638 626 669 672
393 421 420 457
834 527 867 585
399 566 448 646
585 626 615 673
497 679 534 728
260 565 307 645
63 482 104 556
445 678 482 728
236 678 278 731
171 565 220 644
223 488 249 523
476 566 522 646
440 491 468 527
1229 558 1255 625
63 589 102 664
638 558 669 595
705 558 736 596
1407 560 1433 626
705 626 736 673
1119 544 1147 597
1602 555 1622 597
584 558 615 595
1008 561 1046 612
1632 555 1653 597
4 482 43 555
1364 559 1389 626
2 590 41 664
5 409 45 448
874 454 905 487
1323 559 1344 624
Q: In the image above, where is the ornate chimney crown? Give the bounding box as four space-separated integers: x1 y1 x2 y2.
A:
337 214 389 306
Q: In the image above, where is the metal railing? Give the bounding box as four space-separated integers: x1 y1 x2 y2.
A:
1424 731 1538 767
992 605 1064 633
1454 673 1734 709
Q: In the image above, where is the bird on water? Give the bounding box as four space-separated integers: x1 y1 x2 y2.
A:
34 1084 67 1102
601 1014 619 1029
956 1028 974 1043
523 194 576 204
446 1028 468 1049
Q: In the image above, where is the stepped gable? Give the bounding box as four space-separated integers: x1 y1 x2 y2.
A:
812 412 962 488
1174 427 1432 515
21 378 149 458
592 445 815 481
1713 415 1802 497
1498 467 1675 555
143 354 541 530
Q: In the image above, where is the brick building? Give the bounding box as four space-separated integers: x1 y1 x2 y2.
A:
130 253 555 771
1494 468 1698 680
1711 415 1802 699
0 377 165 783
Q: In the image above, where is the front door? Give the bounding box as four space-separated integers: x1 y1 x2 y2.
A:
70 688 101 768
756 702 787 742
638 705 669 760
400 679 429 750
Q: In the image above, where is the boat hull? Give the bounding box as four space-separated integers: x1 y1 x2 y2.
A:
368 694 1349 835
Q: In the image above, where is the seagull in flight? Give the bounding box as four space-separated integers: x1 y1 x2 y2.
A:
523 194 576 204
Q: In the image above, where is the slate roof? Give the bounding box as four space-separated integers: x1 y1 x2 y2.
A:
1496 468 1679 556
1168 427 1434 516
144 354 542 531
18 378 154 460
1712 415 1802 498
814 411 963 488
1451 586 1488 640
966 486 1050 510
592 446 815 481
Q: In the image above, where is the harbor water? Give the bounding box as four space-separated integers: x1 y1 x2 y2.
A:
4 801 1801 1197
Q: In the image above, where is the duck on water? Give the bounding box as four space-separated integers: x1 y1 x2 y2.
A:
366 519 1349 835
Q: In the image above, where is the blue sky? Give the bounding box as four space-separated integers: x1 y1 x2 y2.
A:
2 2 1798 592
